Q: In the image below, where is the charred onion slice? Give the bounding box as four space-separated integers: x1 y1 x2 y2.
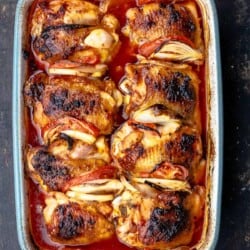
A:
43 192 114 245
112 186 205 249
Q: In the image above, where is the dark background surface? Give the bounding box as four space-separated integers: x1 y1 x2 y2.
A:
0 0 249 249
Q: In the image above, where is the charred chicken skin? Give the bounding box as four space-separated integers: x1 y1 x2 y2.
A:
123 2 203 63
112 180 205 249
24 71 122 135
30 0 121 76
43 192 115 245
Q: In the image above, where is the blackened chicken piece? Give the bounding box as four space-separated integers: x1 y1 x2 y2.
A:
112 183 205 249
26 146 114 192
111 120 202 182
30 0 120 76
120 62 200 127
24 71 122 135
43 192 114 245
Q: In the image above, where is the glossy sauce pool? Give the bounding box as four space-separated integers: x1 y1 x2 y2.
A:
25 0 206 249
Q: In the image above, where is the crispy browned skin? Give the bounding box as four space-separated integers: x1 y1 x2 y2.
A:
111 121 202 179
30 0 120 69
44 193 114 245
123 3 197 45
24 72 120 134
120 63 199 121
112 186 205 249
33 24 92 63
27 147 110 192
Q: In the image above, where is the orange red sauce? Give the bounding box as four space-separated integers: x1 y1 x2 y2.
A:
25 0 206 249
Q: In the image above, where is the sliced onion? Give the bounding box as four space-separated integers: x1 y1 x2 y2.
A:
151 41 204 65
120 176 138 193
70 179 124 194
61 130 96 144
66 191 114 202
132 178 191 192
119 78 131 94
48 64 107 77
133 108 180 133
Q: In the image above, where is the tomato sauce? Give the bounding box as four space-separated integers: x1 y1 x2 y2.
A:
25 0 207 249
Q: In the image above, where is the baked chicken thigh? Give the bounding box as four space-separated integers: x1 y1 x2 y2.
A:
43 191 115 245
123 1 203 64
24 71 122 135
26 144 117 193
112 179 205 249
30 0 121 76
111 119 203 182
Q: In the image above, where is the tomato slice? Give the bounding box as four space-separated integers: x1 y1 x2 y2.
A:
62 165 118 191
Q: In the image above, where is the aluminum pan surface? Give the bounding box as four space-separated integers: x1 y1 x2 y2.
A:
12 0 223 249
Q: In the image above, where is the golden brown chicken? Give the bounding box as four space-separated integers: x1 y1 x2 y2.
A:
43 192 115 245
26 144 118 193
30 0 121 76
111 119 203 183
112 179 205 249
120 61 201 128
24 71 123 135
122 1 203 64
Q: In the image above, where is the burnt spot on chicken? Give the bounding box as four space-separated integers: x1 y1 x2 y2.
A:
118 144 144 171
43 87 99 119
142 205 187 244
162 73 194 103
143 70 195 117
180 134 196 152
31 150 70 191
24 82 45 102
53 203 96 239
164 130 200 168
167 4 181 25
56 204 84 239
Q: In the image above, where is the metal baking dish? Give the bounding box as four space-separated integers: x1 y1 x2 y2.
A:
12 0 223 249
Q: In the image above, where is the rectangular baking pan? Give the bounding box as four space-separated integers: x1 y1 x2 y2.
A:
12 0 223 249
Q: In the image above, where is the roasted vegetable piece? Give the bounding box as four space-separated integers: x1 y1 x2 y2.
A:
24 71 122 135
30 0 120 76
112 181 205 249
43 192 114 245
123 2 203 63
